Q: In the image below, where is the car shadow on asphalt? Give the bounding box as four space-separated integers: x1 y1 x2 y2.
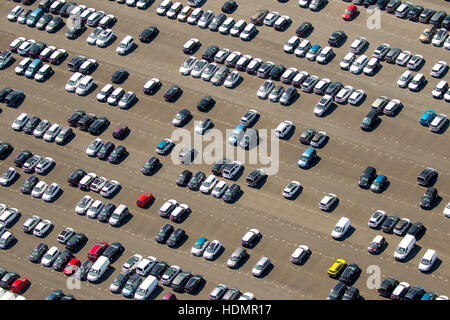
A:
123 43 139 56
326 198 339 213
119 96 139 110
336 226 355 242
6 237 18 250
70 237 88 254
314 135 329 149
282 91 300 107
233 252 251 270
322 103 338 117
168 233 189 250
8 172 21 187
428 195 443 211
38 162 56 177
117 212 133 228
402 244 422 263
424 258 442 274
281 125 296 140
148 286 164 300
177 209 191 224
94 266 116 285
435 120 449 134
364 117 382 132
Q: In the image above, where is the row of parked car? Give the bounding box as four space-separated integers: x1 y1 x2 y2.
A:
0 267 29 298
378 275 447 300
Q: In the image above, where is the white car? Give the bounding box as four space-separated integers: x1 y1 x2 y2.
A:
167 2 183 19
264 11 279 26
32 181 48 198
42 183 60 202
211 181 228 198
33 219 52 237
136 256 157 276
34 64 52 82
96 29 114 47
200 175 217 194
295 39 311 57
392 282 410 299
100 180 120 198
18 39 35 56
65 72 84 92
41 246 60 267
122 254 143 274
187 8 202 24
0 167 18 187
331 217 351 239
169 204 189 222
191 238 209 256
0 208 19 227
86 138 104 156
430 61 447 78
57 227 75 244
275 120 294 139
257 80 274 99
190 59 208 78
203 240 222 260
75 76 94 96
107 87 125 105
11 113 29 131
383 99 402 116
15 57 32 75
314 95 333 117
395 50 411 66
236 55 252 70
348 89 365 105
156 0 173 16
9 37 26 52
159 199 178 218
179 56 198 75
224 71 241 88
238 292 255 300
340 52 355 70
35 157 54 174
87 200 104 219
418 249 437 272
310 131 327 148
49 48 66 64
7 5 23 22
116 35 135 55
316 46 333 64
319 193 338 211
432 28 448 47
22 215 41 233
363 57 379 76
90 177 108 193
0 231 14 249
43 124 61 142
335 86 354 104
214 48 230 63
444 202 450 218
350 55 369 74
86 27 103 45
240 23 257 41
282 181 301 199
79 59 97 75
225 51 241 66
397 70 413 88
429 114 448 133
33 120 51 138
281 67 298 84
75 195 93 215
367 211 386 229
349 37 368 54
432 80 448 99
407 54 423 70
219 17 235 35
284 36 300 53
408 73 425 91
96 84 114 102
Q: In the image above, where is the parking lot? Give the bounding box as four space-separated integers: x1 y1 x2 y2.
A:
0 0 449 300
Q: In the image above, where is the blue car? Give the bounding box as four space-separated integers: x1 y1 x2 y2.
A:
191 237 209 256
228 124 245 145
307 44 321 61
155 139 174 155
370 174 387 193
420 110 436 126
298 147 317 169
421 292 437 300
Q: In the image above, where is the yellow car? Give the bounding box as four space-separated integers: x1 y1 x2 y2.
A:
177 6 193 22
328 259 346 278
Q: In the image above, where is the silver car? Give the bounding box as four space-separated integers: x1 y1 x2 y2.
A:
227 247 247 269
252 256 271 277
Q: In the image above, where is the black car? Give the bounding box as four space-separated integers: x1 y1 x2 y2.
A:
385 47 402 63
188 171 206 191
59 2 77 17
223 183 240 203
139 26 159 42
77 114 97 131
300 128 316 145
176 170 192 186
14 150 33 167
212 157 230 176
171 271 192 292
28 42 46 58
23 116 40 134
67 168 86 186
339 264 360 284
172 109 191 127
222 0 237 13
97 141 115 160
21 175 39 194
150 261 169 279
155 223 174 243
112 68 129 84
327 281 347 300
342 287 360 300
88 117 110 135
381 214 399 233
407 222 425 237
404 286 425 300
0 272 19 289
328 30 346 47
246 169 265 188
108 145 126 164
197 96 215 112
420 8 436 23
29 242 48 263
420 187 438 209
97 203 116 222
359 166 377 188
184 275 204 294
46 16 64 33
0 88 14 102
167 228 185 247
52 249 73 271
417 168 437 187
209 13 226 32
363 0 376 7
163 85 182 102
0 142 13 159
378 276 399 297
141 156 160 175
269 64 286 80
386 0 401 14
376 0 390 10
407 5 424 21
65 233 87 251
102 242 124 261
36 13 52 30
442 15 450 30
67 56 86 72
360 110 379 131
110 272 129 293
4 90 25 108
296 21 313 37
202 45 220 62
430 11 446 26
325 81 343 97
39 0 54 11
246 59 262 74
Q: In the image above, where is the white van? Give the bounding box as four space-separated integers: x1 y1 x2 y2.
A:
394 234 416 261
116 35 134 55
134 275 158 300
418 249 437 272
87 256 110 282
108 204 128 227
0 292 15 300
331 217 351 239
76 76 94 96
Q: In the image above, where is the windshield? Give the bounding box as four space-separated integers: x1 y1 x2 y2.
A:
421 259 429 265
334 226 342 233
397 248 405 254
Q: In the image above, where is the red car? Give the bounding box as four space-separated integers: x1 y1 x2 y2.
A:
64 258 81 276
11 277 29 294
137 192 153 208
342 4 357 21
87 241 108 261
